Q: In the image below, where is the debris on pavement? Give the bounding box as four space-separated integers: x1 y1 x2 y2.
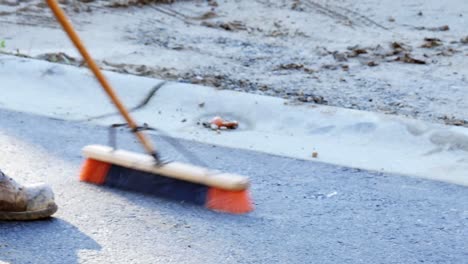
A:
277 63 305 70
109 0 175 8
440 116 468 127
275 63 315 74
421 38 443 48
201 20 248 31
395 53 426 64
36 52 82 65
207 0 218 7
203 116 239 131
415 25 450 31
193 11 218 20
461 36 468 44
347 46 369 58
391 42 410 52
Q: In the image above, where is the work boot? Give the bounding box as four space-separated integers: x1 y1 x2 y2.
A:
0 170 58 221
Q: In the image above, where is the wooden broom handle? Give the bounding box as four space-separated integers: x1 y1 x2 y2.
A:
46 0 160 161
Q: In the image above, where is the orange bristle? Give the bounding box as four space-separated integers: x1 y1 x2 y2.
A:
79 158 110 185
206 188 253 214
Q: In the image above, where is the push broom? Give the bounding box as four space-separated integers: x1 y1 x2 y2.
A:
46 0 253 214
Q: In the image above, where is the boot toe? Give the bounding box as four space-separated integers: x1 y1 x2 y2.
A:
24 183 56 211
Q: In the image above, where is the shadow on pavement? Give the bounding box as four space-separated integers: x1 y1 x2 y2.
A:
0 218 101 264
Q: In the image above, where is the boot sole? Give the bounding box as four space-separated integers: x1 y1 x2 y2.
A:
0 203 58 221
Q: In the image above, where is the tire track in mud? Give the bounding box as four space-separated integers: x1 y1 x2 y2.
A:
147 4 198 25
302 0 388 30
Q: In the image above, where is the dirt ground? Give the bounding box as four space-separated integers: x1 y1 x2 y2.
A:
1 0 467 126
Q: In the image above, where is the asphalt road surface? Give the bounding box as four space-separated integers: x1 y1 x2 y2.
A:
0 108 467 264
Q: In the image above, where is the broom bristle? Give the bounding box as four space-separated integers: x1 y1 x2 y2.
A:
80 157 253 214
206 188 253 214
80 158 110 185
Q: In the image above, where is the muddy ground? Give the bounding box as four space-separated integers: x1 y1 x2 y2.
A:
1 0 467 126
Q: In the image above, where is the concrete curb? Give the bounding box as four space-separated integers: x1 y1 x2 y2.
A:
1 55 467 186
